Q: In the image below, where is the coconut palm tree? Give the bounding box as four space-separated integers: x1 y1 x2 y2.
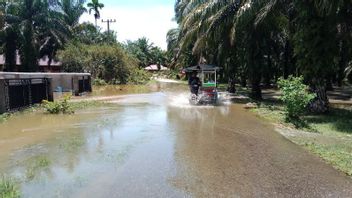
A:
87 0 104 27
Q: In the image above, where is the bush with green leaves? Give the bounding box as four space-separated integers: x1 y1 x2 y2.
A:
92 78 107 86
127 68 152 84
58 43 150 84
278 76 315 119
42 95 74 114
0 176 20 198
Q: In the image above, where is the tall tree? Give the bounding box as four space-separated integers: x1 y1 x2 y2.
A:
293 0 338 113
125 37 166 68
87 0 104 27
2 0 75 71
58 0 86 28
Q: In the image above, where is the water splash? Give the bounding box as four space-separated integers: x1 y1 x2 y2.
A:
167 92 233 109
168 93 195 109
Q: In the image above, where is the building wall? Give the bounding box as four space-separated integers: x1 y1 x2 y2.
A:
0 72 92 114
0 72 91 94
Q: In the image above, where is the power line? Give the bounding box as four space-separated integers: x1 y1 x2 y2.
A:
101 19 116 34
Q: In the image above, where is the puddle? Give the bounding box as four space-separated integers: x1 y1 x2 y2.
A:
0 82 351 197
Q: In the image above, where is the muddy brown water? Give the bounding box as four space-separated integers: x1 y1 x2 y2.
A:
0 82 352 198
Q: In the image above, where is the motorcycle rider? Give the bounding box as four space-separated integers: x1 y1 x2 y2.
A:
188 71 201 95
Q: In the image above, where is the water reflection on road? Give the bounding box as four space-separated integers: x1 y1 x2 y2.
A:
0 82 351 197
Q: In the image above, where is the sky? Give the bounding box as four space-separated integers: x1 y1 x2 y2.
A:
80 0 178 50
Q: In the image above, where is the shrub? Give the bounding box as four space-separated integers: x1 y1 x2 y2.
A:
58 43 150 84
58 43 88 73
0 113 10 123
127 68 152 84
42 95 74 114
0 176 20 198
93 78 107 86
278 76 315 119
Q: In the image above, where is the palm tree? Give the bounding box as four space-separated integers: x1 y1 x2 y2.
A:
38 0 85 69
172 0 285 99
39 8 71 69
2 0 72 72
15 0 52 71
87 0 104 27
58 0 87 28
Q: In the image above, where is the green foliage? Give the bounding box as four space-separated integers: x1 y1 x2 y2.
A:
42 95 74 114
0 176 20 198
59 43 150 84
170 0 352 109
0 113 10 123
93 78 107 86
303 142 352 176
87 0 104 26
25 155 51 181
124 37 167 68
58 0 87 27
278 76 315 118
293 0 338 83
72 22 117 45
1 0 85 72
57 42 86 72
1 0 74 72
254 103 352 176
127 68 152 84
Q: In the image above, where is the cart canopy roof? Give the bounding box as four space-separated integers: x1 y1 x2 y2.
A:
183 64 221 73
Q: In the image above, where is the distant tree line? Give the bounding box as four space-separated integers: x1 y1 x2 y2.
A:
0 0 167 84
167 0 352 113
124 37 168 69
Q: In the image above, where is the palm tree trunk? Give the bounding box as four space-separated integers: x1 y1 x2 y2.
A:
227 76 236 93
240 75 247 87
250 75 262 100
283 40 290 79
309 79 329 113
337 39 347 87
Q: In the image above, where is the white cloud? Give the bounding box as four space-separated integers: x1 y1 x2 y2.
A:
80 5 177 50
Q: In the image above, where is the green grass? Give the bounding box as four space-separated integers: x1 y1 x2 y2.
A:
25 155 51 181
252 102 352 177
0 100 107 124
0 113 11 123
69 100 107 111
301 142 352 176
59 136 85 152
0 105 41 124
0 176 20 198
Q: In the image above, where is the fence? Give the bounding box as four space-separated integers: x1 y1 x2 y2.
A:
0 78 52 113
78 76 92 94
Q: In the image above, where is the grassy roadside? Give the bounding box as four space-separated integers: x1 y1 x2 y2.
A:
0 105 41 124
0 100 107 123
0 176 20 198
251 102 352 177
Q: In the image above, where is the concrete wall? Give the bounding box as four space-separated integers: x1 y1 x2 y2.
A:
0 72 91 114
0 72 91 95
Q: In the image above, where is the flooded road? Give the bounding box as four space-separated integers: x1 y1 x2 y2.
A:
0 82 352 197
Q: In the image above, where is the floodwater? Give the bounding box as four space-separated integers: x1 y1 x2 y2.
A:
0 82 352 197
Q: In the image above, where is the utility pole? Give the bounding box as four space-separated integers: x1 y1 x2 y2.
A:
101 19 116 34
